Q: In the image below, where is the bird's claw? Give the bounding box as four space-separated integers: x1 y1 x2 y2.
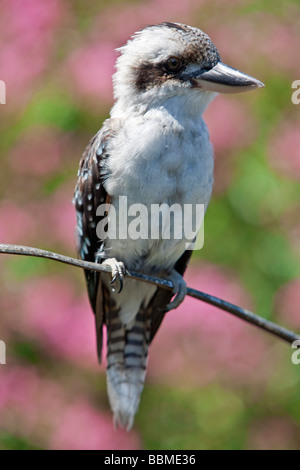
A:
110 274 118 285
165 270 187 311
103 258 126 293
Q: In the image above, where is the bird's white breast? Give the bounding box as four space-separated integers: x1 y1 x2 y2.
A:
103 106 214 272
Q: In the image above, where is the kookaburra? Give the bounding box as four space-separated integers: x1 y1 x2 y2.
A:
74 22 263 429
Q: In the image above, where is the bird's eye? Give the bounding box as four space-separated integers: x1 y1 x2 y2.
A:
166 57 182 72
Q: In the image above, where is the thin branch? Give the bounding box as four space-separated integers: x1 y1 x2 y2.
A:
0 243 299 345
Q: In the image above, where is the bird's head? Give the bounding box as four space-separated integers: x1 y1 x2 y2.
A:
112 22 264 116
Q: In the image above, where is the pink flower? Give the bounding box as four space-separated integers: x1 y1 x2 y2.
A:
261 23 300 75
204 97 256 192
0 366 141 449
41 185 78 250
92 0 200 44
208 14 300 76
268 122 300 181
208 20 260 70
0 367 65 438
17 277 99 368
50 401 141 450
65 0 201 106
0 200 36 244
148 264 270 387
0 367 40 413
24 184 77 250
275 278 300 329
247 417 298 450
204 97 255 153
10 126 64 176
66 43 116 105
0 0 63 107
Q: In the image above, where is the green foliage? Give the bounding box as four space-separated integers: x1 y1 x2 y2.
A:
0 433 41 450
138 385 247 450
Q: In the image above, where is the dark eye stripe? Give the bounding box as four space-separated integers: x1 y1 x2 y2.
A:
135 58 189 91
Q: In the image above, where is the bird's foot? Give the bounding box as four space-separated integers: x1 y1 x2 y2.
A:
165 269 187 311
103 258 126 293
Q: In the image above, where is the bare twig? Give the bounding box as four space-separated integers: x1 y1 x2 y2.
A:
0 243 299 345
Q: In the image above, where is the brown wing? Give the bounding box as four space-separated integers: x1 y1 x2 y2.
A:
74 119 119 361
75 118 193 354
149 249 193 342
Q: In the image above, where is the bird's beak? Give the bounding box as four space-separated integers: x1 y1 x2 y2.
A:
192 62 264 94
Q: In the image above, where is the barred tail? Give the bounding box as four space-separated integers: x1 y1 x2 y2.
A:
106 308 151 430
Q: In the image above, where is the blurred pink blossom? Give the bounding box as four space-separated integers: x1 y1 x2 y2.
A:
42 185 77 249
0 366 141 449
50 401 141 450
275 278 300 328
148 264 270 387
65 0 201 105
0 367 39 413
261 23 300 75
209 15 300 75
24 184 77 250
66 43 116 104
0 200 36 243
204 97 255 154
247 416 298 450
268 122 300 181
204 97 256 192
17 277 99 368
0 367 66 437
10 127 64 176
209 20 260 70
0 0 64 107
93 0 200 44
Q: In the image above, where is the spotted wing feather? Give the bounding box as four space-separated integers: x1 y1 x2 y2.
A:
74 119 118 361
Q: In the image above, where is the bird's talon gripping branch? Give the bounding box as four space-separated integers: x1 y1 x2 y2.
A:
103 258 126 293
165 270 188 311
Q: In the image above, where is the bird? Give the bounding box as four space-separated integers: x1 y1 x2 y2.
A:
74 22 264 430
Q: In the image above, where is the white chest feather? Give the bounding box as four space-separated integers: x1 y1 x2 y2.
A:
102 107 214 271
